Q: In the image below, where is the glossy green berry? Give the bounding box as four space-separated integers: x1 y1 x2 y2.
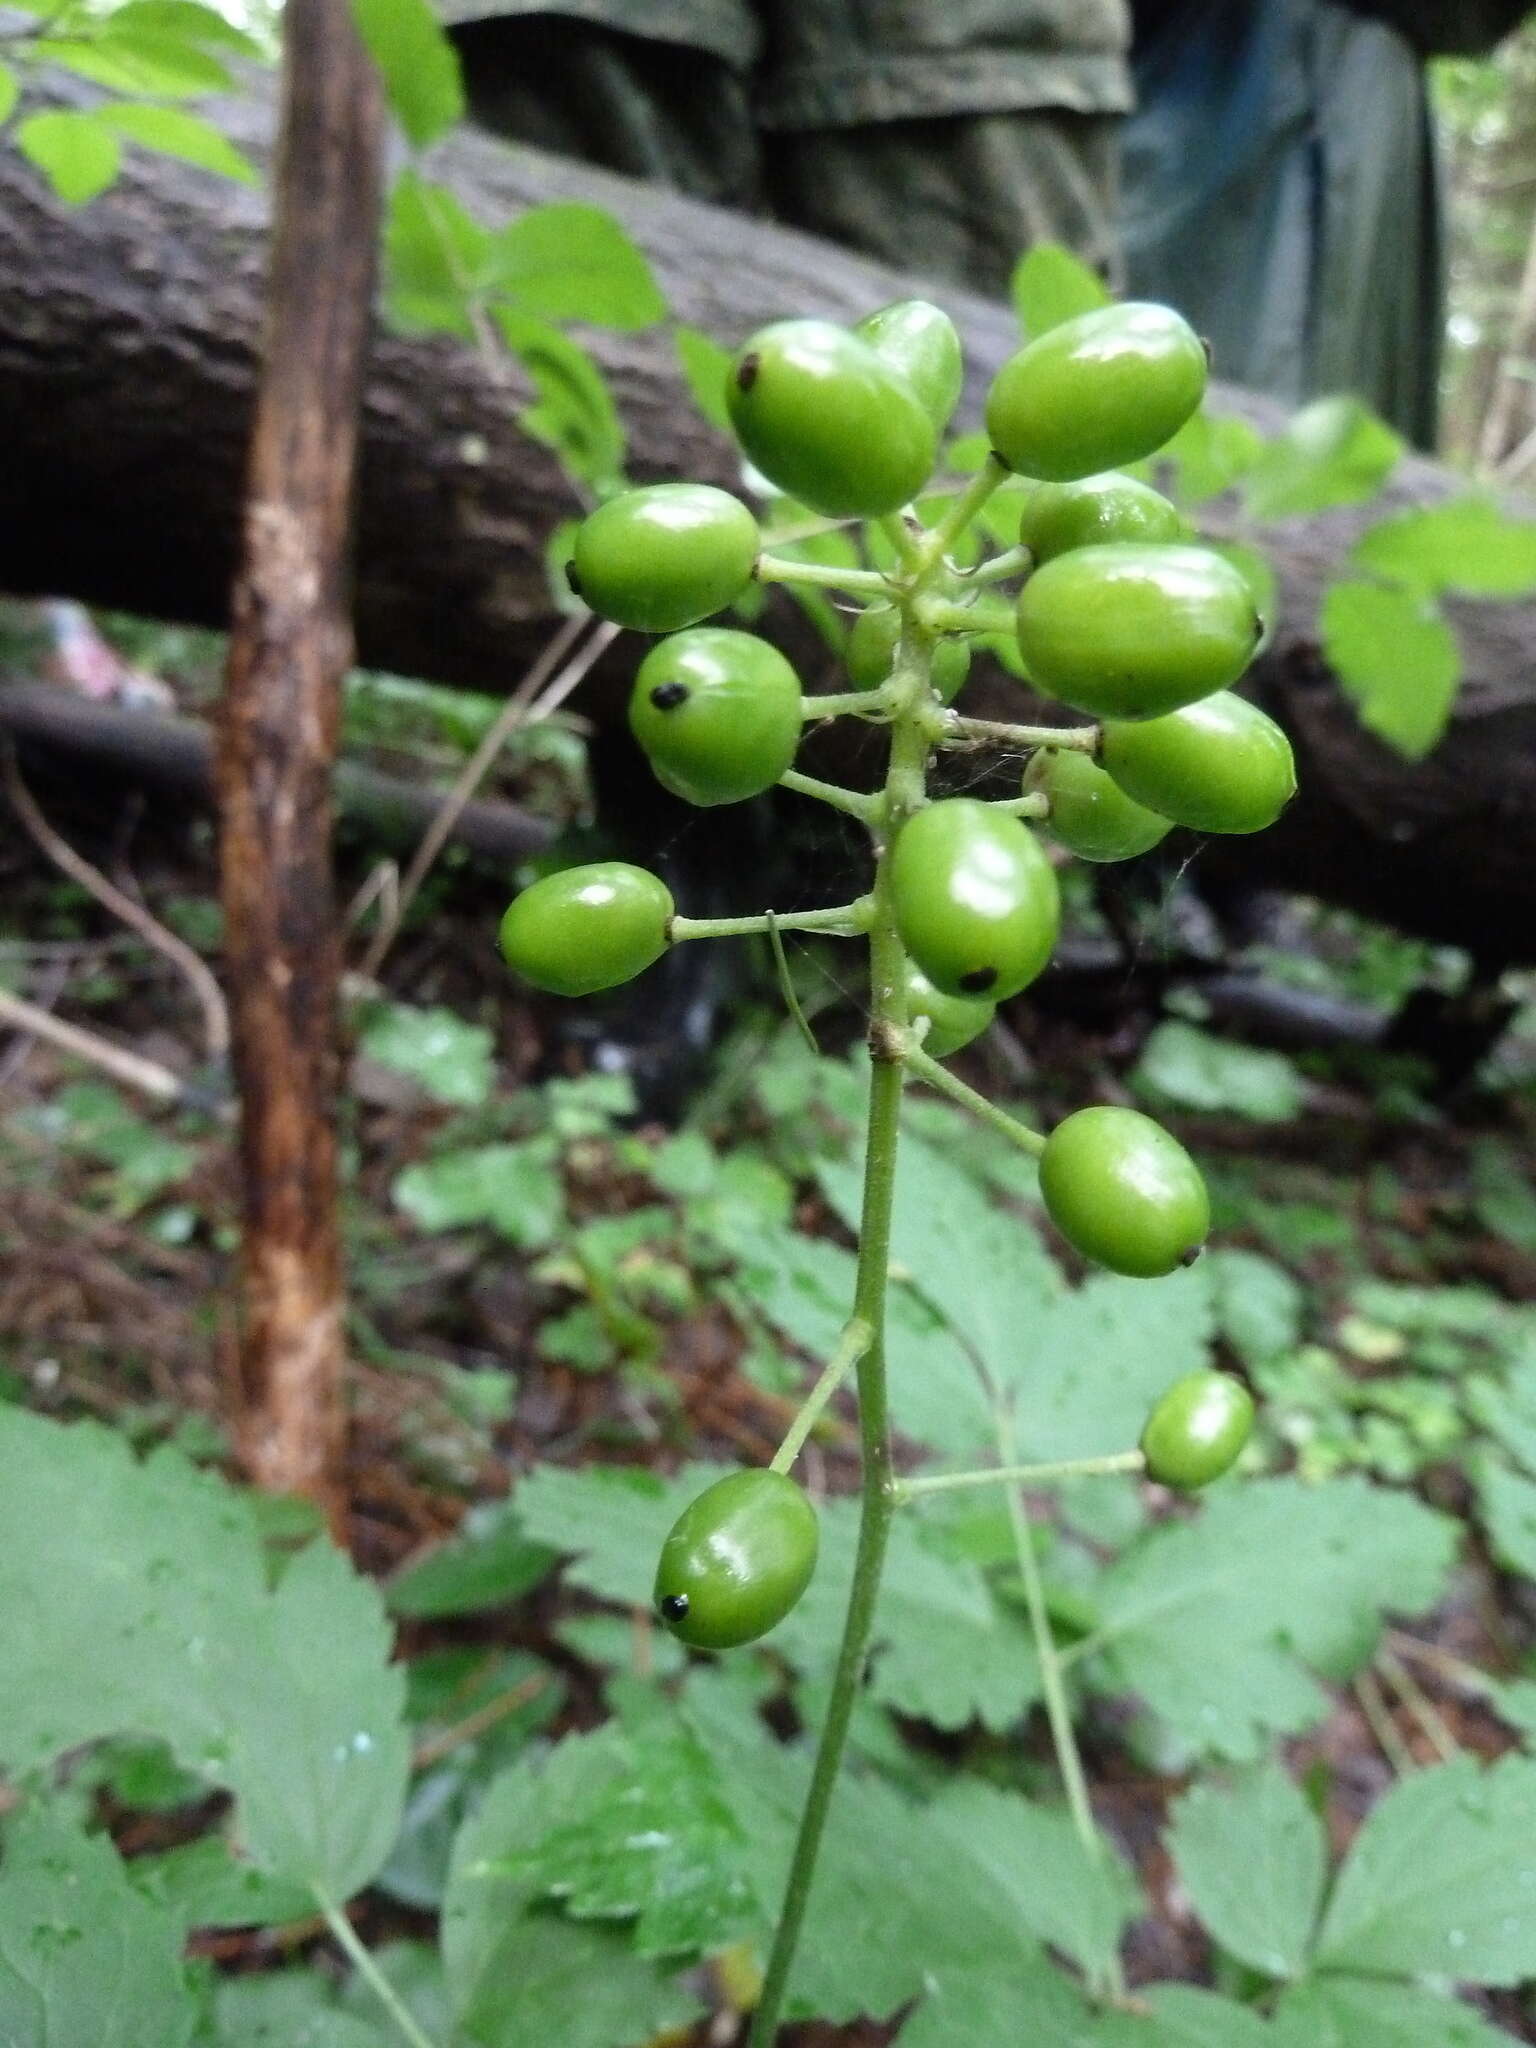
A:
1017 472 1183 564
1038 1106 1209 1278
1141 1370 1254 1489
569 484 759 633
1025 748 1172 864
654 1469 819 1650
1016 544 1260 721
854 299 964 436
891 799 1060 1003
499 862 672 997
846 605 971 704
1100 693 1297 835
904 960 995 1059
726 319 937 519
629 629 802 807
986 302 1208 482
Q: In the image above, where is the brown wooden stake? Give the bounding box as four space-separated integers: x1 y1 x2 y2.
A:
216 0 384 1534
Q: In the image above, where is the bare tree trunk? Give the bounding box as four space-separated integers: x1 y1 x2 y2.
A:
216 2 383 1531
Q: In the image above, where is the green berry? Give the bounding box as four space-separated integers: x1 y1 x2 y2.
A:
986 302 1208 481
654 1469 819 1650
499 862 672 997
904 960 995 1059
1100 693 1297 835
569 484 759 633
726 319 937 519
1141 1370 1254 1489
1025 748 1172 863
854 299 965 436
1017 472 1183 564
1015 543 1260 720
630 629 802 807
890 798 1060 1003
1038 1105 1209 1278
846 605 971 704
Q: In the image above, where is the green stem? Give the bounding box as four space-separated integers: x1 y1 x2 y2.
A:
770 1318 874 1475
988 791 1050 821
314 1889 442 2048
777 769 882 822
801 688 892 721
918 596 1019 638
670 899 874 943
969 543 1034 586
748 654 931 2048
896 1448 1144 1501
940 714 1100 755
921 452 1009 565
993 1409 1123 2001
878 511 923 571
904 1044 1046 1157
757 552 891 596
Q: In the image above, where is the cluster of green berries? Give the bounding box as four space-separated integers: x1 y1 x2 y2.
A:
501 294 1275 1649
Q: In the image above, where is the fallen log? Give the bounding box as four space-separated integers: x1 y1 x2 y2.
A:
3 75 1536 959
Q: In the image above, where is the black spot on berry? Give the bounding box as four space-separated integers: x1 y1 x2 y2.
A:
650 682 690 711
1179 1245 1205 1269
564 559 583 596
958 967 997 995
660 1593 689 1622
736 353 761 393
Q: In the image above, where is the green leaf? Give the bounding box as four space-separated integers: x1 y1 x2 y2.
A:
105 1 265 57
674 324 732 430
1474 1455 1536 1577
1157 410 1267 507
94 103 257 183
393 1139 562 1246
1093 1475 1457 1758
1275 1978 1512 2047
129 1835 316 1930
1317 1753 1536 1984
487 203 664 328
1094 1984 1293 2046
494 307 626 496
16 110 121 203
1133 1020 1304 1120
357 1000 494 1106
927 1779 1140 1984
351 0 464 148
0 1807 197 2048
214 1968 390 2046
386 1502 558 1618
442 1742 702 2048
1352 496 1536 599
0 1409 410 1899
1319 580 1461 758
34 29 230 95
1010 241 1110 339
0 61 18 124
1167 1764 1326 1978
1205 1248 1305 1366
1242 396 1402 520
381 169 489 337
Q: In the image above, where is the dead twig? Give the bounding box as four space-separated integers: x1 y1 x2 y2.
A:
0 985 187 1103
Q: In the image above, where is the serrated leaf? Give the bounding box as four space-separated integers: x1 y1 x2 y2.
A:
1317 1753 1536 1984
1168 1764 1325 1978
351 0 464 148
17 110 121 203
1242 396 1401 520
1010 241 1110 339
0 1807 197 2048
1093 1476 1456 1758
487 203 664 328
675 324 731 429
0 1409 409 1898
357 1000 494 1106
443 1743 701 2048
1275 1977 1512 2047
386 1502 557 1618
382 169 490 337
393 1139 562 1246
927 1779 1140 1982
1352 497 1536 599
1133 1019 1304 1121
1319 580 1461 758
95 102 257 183
888 1955 1093 2047
34 29 230 94
494 306 626 496
1475 1455 1536 1577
